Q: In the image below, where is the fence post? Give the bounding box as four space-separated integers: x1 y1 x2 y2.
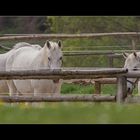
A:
108 56 114 67
116 76 127 103
132 39 136 50
94 81 101 94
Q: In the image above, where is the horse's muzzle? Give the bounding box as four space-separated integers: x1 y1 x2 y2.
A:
53 79 60 83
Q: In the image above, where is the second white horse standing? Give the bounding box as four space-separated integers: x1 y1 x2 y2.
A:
123 52 140 95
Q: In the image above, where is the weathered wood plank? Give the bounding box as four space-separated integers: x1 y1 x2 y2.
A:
116 76 127 103
63 50 140 56
94 82 101 94
126 71 140 78
1 49 137 56
94 78 116 84
0 95 115 102
0 32 140 40
0 68 128 80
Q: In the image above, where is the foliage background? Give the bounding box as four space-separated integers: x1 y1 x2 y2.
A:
0 16 140 33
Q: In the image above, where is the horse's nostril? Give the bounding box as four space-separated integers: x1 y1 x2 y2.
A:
53 79 59 83
127 87 133 95
127 87 131 92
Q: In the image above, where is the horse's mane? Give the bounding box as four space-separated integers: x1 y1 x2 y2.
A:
12 42 42 50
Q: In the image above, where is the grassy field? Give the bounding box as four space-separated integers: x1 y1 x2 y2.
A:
0 83 138 124
1 102 140 124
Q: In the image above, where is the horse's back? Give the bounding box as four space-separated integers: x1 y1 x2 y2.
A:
13 48 39 70
6 47 40 94
0 50 16 93
6 41 63 95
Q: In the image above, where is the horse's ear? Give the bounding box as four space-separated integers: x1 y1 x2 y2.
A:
58 40 62 48
122 52 129 59
133 52 137 57
133 51 140 61
46 40 51 49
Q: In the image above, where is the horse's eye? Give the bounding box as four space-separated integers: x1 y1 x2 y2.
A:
133 66 137 71
60 57 62 60
48 57 51 61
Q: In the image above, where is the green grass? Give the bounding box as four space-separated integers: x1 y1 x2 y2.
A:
61 83 116 95
61 83 94 94
1 102 140 124
61 83 117 95
61 83 138 95
0 83 137 124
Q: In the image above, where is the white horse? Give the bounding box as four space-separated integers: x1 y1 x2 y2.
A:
0 42 42 94
6 40 63 96
123 52 140 95
0 52 12 93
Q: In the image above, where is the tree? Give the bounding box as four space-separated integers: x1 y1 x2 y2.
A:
48 16 140 33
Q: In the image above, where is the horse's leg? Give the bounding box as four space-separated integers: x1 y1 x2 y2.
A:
6 80 18 96
6 80 19 106
53 80 62 96
30 89 45 108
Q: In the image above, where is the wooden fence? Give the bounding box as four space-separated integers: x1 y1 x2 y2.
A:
0 33 139 103
0 68 129 103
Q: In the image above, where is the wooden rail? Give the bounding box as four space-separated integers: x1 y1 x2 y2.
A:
0 68 128 80
0 68 128 103
0 95 115 102
1 32 140 36
125 71 140 78
63 50 139 55
0 32 139 40
0 50 136 56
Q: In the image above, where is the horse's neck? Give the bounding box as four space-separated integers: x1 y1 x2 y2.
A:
34 46 49 68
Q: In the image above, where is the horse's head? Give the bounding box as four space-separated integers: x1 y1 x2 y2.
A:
123 52 140 94
44 40 63 70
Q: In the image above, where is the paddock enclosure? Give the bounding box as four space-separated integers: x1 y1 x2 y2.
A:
1 32 140 104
